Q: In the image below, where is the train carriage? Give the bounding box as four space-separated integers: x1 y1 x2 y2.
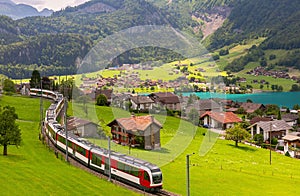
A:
30 88 163 192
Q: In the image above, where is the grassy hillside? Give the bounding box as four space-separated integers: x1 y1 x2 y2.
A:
76 104 300 195
0 95 138 195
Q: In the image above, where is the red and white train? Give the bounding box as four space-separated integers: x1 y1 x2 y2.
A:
30 88 163 192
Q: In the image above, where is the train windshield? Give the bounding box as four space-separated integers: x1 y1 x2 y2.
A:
152 173 162 184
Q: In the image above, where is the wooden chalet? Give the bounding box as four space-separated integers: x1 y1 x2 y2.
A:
107 115 162 150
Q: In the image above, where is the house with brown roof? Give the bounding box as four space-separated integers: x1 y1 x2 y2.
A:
239 102 265 114
185 99 222 118
91 89 113 104
130 95 154 111
107 115 162 150
200 111 242 130
149 92 180 111
283 134 300 158
249 116 272 125
67 117 99 138
282 113 299 127
249 120 292 141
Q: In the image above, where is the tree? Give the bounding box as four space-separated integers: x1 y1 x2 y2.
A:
277 110 282 120
0 105 21 155
236 107 246 114
96 94 108 106
291 84 300 92
225 124 251 147
29 70 41 88
3 79 16 93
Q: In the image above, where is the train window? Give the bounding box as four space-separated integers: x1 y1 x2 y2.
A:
125 165 130 173
58 135 66 144
144 172 150 181
152 173 162 184
76 146 86 156
117 162 125 172
131 167 139 177
92 154 102 166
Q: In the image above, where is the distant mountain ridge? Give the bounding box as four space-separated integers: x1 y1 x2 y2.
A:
0 0 299 78
0 0 53 19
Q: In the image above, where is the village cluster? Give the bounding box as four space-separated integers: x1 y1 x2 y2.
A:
64 82 300 159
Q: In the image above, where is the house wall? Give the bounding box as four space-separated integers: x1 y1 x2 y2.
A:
225 123 234 129
144 124 161 150
72 123 98 138
284 140 300 158
130 100 153 110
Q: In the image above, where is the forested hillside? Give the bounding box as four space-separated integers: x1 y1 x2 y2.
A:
0 0 299 78
207 0 300 50
0 0 200 78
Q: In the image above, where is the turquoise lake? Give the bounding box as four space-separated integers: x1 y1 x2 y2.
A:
181 92 300 109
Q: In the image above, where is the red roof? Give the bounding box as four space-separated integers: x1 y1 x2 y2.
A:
200 111 242 124
108 115 162 132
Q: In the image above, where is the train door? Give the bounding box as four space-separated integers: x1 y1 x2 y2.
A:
139 170 150 188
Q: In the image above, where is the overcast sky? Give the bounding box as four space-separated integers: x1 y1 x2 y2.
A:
12 0 90 11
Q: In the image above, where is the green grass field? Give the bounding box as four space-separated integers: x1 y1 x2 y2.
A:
69 103 300 195
0 96 138 195
2 95 300 195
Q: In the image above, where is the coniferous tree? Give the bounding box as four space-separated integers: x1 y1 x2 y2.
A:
30 70 41 88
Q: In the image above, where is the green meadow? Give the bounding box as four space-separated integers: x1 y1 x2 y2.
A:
0 96 138 195
70 103 300 195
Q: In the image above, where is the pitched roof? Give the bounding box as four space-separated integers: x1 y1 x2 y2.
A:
108 115 162 132
200 111 242 124
198 99 222 111
67 117 97 131
282 135 300 141
149 92 180 104
131 95 154 104
95 89 113 99
250 120 292 132
240 102 264 113
282 113 299 122
249 116 272 125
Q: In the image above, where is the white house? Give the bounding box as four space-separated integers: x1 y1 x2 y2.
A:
200 111 242 130
249 120 292 141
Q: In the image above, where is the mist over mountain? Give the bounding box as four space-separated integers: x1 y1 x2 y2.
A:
0 0 53 19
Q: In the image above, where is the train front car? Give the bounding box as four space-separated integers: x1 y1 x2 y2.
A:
143 165 163 192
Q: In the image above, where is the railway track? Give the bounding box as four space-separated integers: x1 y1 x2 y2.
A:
42 131 179 196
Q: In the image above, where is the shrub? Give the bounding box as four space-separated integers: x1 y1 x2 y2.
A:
271 137 278 145
253 134 264 145
96 94 108 106
285 151 291 157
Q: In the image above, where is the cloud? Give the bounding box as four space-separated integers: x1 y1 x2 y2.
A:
12 0 89 11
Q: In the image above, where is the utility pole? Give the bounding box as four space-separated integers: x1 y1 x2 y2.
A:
186 153 195 196
270 122 272 165
108 136 111 181
64 97 68 162
40 78 43 136
62 71 69 162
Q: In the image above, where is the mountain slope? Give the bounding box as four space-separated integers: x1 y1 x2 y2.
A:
207 0 300 50
0 0 53 19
